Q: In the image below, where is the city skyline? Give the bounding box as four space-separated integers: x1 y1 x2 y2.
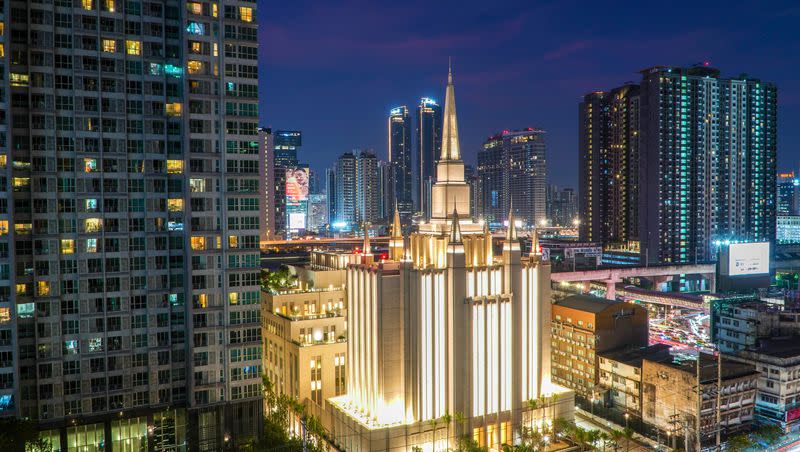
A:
260 1 800 188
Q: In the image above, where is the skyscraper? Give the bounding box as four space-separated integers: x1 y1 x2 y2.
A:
416 97 442 220
477 129 547 226
328 66 572 452
639 65 777 264
0 1 262 449
547 186 578 227
259 127 274 240
271 130 302 237
378 160 395 222
578 84 640 244
332 150 381 226
777 171 800 216
388 106 413 223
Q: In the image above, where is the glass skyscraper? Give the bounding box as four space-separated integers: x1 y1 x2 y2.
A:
0 0 262 449
388 106 412 224
415 97 442 220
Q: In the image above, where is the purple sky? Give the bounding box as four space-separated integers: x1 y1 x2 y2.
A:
258 0 800 189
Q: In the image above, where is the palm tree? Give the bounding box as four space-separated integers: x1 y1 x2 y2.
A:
549 393 560 426
609 429 624 452
599 431 610 451
441 411 453 451
622 427 634 452
454 411 467 440
430 416 439 449
526 398 540 431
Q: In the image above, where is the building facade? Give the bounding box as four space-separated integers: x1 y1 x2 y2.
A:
0 0 263 449
326 67 573 452
415 97 442 220
332 150 381 227
598 344 672 416
777 216 800 244
778 172 800 217
547 185 578 227
389 106 413 224
578 85 640 245
477 129 547 226
639 65 777 264
551 295 649 398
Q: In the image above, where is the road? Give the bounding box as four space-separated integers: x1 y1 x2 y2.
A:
575 409 662 451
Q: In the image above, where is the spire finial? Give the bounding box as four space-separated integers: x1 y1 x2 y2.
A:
449 205 462 244
440 60 460 161
506 198 517 241
448 57 453 84
391 203 402 239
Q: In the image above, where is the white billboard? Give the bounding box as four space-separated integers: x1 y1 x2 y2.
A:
728 242 770 276
289 212 306 230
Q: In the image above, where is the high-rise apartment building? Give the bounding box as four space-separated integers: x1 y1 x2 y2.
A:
327 67 573 452
388 106 413 223
778 171 800 216
547 185 578 227
378 160 394 223
415 97 442 220
0 1 262 449
332 150 381 226
578 84 640 244
639 65 777 264
259 127 274 240
270 130 302 238
477 129 547 226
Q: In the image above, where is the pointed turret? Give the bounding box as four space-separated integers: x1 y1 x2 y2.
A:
440 60 461 161
449 207 462 244
531 229 540 256
506 200 517 241
389 205 405 261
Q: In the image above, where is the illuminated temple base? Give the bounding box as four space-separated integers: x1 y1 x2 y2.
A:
326 386 575 452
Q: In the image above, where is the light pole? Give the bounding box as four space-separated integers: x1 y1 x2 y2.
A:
624 412 629 429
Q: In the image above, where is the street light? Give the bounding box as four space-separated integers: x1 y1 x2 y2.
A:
573 218 581 227
624 412 629 429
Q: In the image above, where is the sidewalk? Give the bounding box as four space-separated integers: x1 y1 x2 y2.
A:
575 407 662 451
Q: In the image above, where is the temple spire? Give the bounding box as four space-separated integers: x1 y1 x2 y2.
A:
362 222 371 254
506 199 517 241
449 206 462 244
440 61 461 161
391 205 402 238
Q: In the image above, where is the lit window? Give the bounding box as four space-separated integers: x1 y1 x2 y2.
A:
165 103 183 117
14 223 31 234
229 236 238 248
102 39 116 53
85 199 98 211
196 294 208 308
82 0 93 10
103 0 115 11
85 218 103 233
84 158 97 172
0 308 9 324
10 73 28 87
126 40 141 55
61 239 75 254
64 340 79 355
0 221 7 235
87 238 98 253
0 155 6 168
191 237 206 251
186 22 204 36
12 177 29 191
0 44 4 58
190 41 202 54
229 293 239 305
37 281 50 297
213 43 218 57
167 160 184 174
239 7 253 22
88 338 103 352
15 284 27 296
212 4 218 17
187 60 203 74
187 2 202 14
167 199 183 212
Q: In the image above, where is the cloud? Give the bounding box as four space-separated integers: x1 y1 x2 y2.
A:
543 40 593 60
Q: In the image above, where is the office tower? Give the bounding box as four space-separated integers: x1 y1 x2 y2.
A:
271 130 301 237
388 106 413 223
0 1 262 449
328 66 573 451
259 127 274 240
332 150 381 226
306 194 328 233
547 186 578 227
378 160 394 222
477 129 547 226
777 171 800 216
578 84 640 244
326 168 337 230
639 65 777 264
416 97 442 220
333 152 357 226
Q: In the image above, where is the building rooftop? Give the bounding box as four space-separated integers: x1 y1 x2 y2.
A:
655 352 759 384
600 344 672 367
753 336 800 359
554 294 622 314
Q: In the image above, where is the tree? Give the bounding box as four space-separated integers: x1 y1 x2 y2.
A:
441 411 453 451
727 433 753 452
622 427 634 452
754 424 783 445
0 418 39 451
261 266 299 294
526 399 540 431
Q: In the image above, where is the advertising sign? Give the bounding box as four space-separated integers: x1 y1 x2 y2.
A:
728 242 770 276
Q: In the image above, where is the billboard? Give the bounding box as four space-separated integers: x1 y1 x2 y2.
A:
728 242 770 276
285 168 309 203
289 212 306 230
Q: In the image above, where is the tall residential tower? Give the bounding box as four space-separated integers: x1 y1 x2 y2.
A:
388 106 413 224
415 97 442 220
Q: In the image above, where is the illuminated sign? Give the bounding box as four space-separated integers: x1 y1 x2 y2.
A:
728 242 770 276
420 97 438 106
289 212 306 230
285 168 309 204
390 107 404 115
787 406 800 423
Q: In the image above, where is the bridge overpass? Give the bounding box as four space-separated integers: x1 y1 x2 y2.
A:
551 263 716 300
261 236 390 248
617 286 708 312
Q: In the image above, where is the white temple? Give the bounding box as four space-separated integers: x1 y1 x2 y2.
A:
326 65 574 452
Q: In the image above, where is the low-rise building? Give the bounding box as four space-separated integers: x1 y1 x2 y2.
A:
642 353 757 448
713 299 800 353
551 295 648 399
598 344 672 415
725 337 800 432
262 251 353 408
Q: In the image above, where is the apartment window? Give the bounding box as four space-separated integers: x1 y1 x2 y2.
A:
239 7 253 22
310 356 322 404
102 39 116 53
187 60 203 74
82 0 94 10
126 40 141 55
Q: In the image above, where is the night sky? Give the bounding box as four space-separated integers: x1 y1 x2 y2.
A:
259 0 800 189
